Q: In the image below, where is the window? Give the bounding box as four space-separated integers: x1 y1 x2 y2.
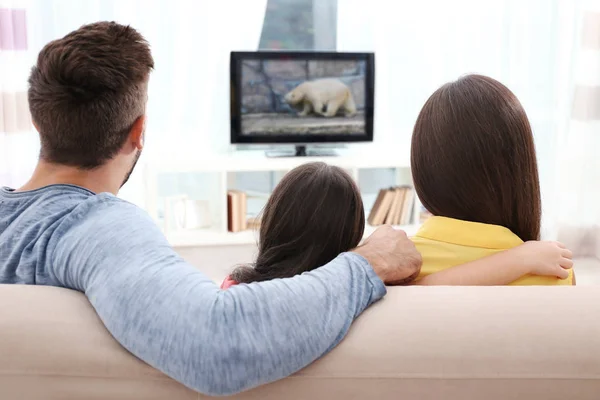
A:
258 0 338 51
235 0 339 174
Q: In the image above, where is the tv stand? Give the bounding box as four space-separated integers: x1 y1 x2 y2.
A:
295 145 307 157
265 145 338 158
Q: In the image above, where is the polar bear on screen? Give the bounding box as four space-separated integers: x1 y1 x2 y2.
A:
284 78 357 118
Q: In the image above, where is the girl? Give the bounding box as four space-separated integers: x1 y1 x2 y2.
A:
222 162 572 288
410 74 575 285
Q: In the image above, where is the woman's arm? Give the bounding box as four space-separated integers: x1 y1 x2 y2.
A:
416 241 573 286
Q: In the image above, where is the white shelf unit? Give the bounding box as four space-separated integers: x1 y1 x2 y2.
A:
143 148 422 247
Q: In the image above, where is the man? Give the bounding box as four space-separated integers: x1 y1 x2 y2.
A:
0 22 422 396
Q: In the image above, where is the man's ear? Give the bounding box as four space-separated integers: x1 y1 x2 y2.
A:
129 116 146 150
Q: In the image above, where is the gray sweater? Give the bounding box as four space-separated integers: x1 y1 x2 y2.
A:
0 185 386 395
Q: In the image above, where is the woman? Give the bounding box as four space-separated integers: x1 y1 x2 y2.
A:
411 74 575 285
222 162 572 288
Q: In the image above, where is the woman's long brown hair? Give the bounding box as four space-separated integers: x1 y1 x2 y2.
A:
411 74 541 241
231 162 365 284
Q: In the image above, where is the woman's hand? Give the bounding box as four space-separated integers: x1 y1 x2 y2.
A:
514 241 573 279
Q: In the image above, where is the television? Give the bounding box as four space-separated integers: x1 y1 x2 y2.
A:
230 51 375 156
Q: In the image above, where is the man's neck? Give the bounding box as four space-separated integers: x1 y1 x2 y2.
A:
17 160 121 195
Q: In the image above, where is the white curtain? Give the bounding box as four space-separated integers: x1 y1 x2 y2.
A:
0 0 267 206
0 0 37 188
338 0 597 248
555 0 600 259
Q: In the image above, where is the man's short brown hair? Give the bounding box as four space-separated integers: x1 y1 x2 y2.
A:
28 21 154 169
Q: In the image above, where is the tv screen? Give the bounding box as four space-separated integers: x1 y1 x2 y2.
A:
230 51 375 144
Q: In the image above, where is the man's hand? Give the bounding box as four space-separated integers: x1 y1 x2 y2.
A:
352 225 422 285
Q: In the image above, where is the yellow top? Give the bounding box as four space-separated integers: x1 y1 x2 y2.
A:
412 216 573 286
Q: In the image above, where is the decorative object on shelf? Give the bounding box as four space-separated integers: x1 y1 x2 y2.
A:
227 190 248 233
368 186 415 226
164 195 212 231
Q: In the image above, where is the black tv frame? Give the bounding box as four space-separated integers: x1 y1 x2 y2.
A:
230 51 375 145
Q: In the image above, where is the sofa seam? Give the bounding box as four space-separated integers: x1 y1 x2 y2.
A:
0 371 176 382
1 372 599 381
287 374 600 380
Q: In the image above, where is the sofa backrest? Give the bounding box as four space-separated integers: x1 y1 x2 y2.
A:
1 284 599 400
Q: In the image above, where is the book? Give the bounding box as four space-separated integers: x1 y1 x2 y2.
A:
239 191 247 231
367 186 418 227
367 189 388 225
384 188 402 225
369 188 396 226
227 190 248 232
385 187 403 226
227 192 237 232
392 187 407 225
400 187 415 225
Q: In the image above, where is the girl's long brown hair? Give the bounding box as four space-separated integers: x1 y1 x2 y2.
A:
231 162 365 284
411 74 541 241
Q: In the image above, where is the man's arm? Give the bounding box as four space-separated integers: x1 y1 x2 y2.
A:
50 198 419 396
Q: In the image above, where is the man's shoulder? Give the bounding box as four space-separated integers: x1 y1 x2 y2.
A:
50 191 169 269
0 186 162 286
1 184 140 220
0 185 146 243
57 192 157 234
46 191 171 291
78 192 145 216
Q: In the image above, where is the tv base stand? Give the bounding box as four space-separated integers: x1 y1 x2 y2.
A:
265 146 338 158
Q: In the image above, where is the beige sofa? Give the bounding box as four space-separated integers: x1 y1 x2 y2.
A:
1 284 599 399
